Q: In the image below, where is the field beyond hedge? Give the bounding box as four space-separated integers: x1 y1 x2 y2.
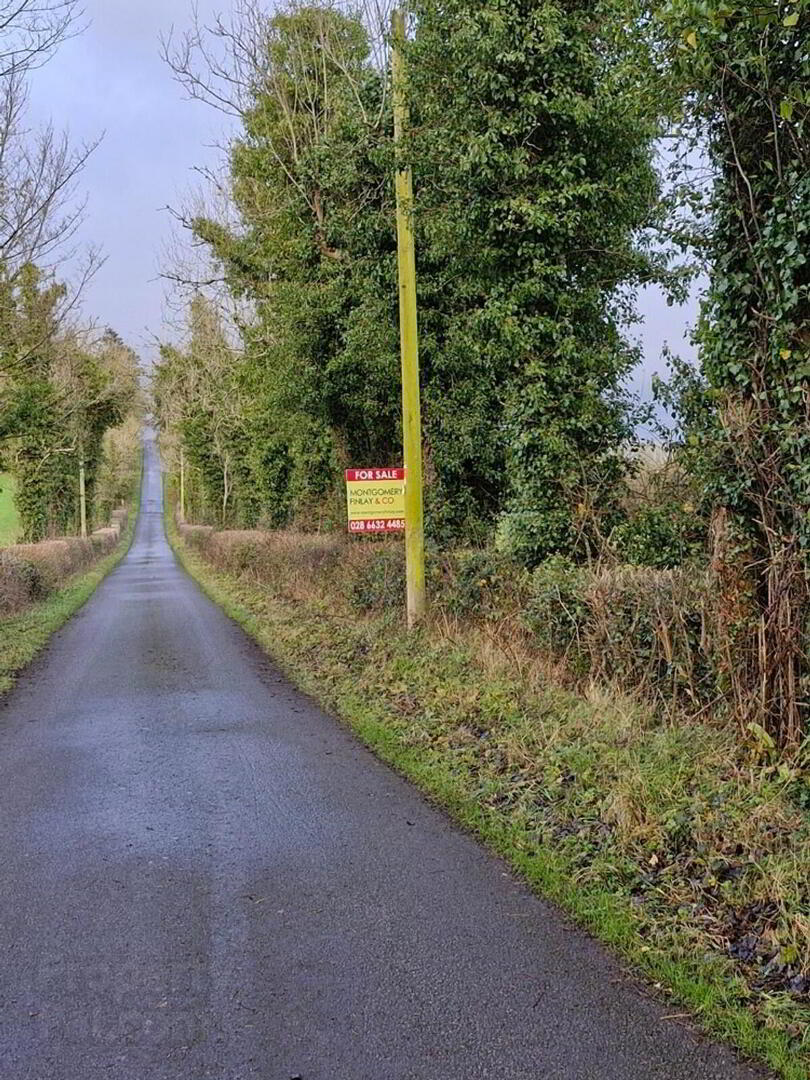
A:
171 519 810 1080
0 473 20 546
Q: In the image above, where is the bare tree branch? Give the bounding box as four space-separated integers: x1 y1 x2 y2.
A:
0 72 101 273
0 0 85 82
0 0 99 353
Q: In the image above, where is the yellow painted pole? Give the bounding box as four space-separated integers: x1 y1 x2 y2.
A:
392 6 426 627
179 446 186 522
78 455 87 539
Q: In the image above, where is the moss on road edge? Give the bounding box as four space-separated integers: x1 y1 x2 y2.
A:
168 517 806 1080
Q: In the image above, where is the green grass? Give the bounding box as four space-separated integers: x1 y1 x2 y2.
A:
169 515 810 1080
0 473 21 546
0 462 141 696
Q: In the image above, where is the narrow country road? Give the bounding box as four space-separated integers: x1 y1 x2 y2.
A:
0 435 765 1080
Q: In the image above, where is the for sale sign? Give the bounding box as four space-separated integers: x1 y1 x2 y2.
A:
345 468 406 533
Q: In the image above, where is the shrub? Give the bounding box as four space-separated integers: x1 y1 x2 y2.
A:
438 548 524 619
14 539 90 588
584 566 711 710
208 530 271 575
0 515 124 615
177 521 774 728
177 523 214 551
90 528 119 550
521 557 716 714
345 542 406 613
0 536 112 612
523 557 590 671
611 506 704 569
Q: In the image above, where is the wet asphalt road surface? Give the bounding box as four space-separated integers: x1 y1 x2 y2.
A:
0 435 768 1080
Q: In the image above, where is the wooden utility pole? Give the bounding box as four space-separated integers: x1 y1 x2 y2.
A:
392 6 426 628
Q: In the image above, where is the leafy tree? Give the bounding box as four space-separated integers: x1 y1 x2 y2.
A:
166 3 401 527
0 1 111 542
155 296 252 526
0 269 138 539
408 0 668 559
55 329 140 533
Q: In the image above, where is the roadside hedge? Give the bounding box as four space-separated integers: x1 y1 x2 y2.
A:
0 510 128 616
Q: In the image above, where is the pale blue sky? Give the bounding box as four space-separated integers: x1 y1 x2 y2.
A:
27 0 232 357
26 0 698 389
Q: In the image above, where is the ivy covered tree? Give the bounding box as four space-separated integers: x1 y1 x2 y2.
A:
166 3 400 529
408 0 668 557
659 0 809 744
0 0 121 542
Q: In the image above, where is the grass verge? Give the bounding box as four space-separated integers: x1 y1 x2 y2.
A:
0 466 140 696
168 517 809 1080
